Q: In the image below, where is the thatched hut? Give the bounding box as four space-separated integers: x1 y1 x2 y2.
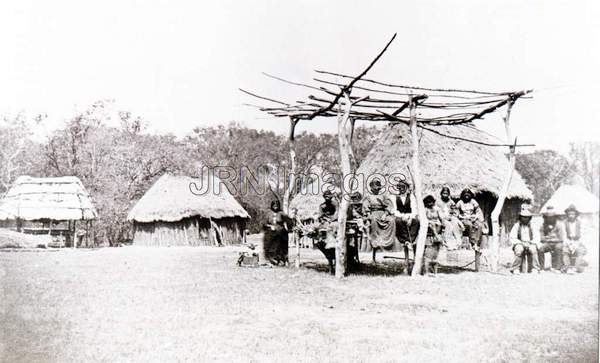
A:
0 176 97 247
541 183 599 227
127 174 250 246
357 123 533 235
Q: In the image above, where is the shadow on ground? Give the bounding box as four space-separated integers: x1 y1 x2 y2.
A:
302 259 473 276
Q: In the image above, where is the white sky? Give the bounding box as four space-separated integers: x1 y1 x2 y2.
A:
1 0 599 153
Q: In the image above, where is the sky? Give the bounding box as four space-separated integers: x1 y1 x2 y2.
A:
1 0 599 154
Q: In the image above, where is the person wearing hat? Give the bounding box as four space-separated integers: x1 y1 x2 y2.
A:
364 178 396 262
509 207 541 274
537 206 565 272
562 204 586 273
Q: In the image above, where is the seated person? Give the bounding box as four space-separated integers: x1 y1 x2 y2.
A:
364 179 396 262
510 207 541 274
317 189 339 249
562 204 587 273
538 206 564 272
456 188 484 252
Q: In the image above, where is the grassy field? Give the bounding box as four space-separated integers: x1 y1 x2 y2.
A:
0 238 598 362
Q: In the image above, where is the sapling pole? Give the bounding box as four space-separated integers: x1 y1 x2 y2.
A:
409 96 430 276
489 99 516 272
283 117 300 268
335 93 354 278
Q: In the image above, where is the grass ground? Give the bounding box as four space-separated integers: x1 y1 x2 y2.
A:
0 236 598 362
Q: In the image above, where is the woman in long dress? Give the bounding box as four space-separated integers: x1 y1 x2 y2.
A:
262 200 290 265
364 179 396 261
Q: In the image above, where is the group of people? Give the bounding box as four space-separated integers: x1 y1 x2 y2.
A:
310 179 486 275
262 179 589 276
362 179 485 274
509 204 587 274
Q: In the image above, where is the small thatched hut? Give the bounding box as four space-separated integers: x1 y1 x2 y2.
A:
127 174 250 246
542 183 599 227
0 176 97 246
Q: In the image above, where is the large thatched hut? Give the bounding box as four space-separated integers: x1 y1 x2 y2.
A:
0 176 97 247
357 123 533 234
291 123 533 243
127 174 250 246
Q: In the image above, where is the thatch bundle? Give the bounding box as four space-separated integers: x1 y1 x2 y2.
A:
0 176 97 221
127 174 250 246
0 228 51 249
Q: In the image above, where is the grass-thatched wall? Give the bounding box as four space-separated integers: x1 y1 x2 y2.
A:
132 216 246 246
128 174 250 246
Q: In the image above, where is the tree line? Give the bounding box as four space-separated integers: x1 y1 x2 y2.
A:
0 100 381 244
1 100 597 244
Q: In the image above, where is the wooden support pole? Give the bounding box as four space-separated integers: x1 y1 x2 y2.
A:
409 96 430 277
284 117 301 268
334 93 356 278
283 117 298 214
348 118 357 172
489 98 516 272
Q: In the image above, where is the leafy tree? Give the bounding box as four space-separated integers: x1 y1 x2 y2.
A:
515 150 576 209
0 112 45 193
569 141 600 196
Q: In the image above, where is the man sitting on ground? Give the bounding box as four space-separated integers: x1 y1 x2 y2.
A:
510 207 541 274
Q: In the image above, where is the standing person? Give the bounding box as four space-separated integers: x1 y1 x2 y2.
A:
364 179 396 262
562 204 587 273
509 208 541 274
456 188 484 270
436 186 460 250
262 199 290 266
538 206 564 272
394 180 418 263
422 195 444 275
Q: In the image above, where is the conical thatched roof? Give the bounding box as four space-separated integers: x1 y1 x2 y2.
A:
541 184 599 214
357 123 533 200
127 174 250 223
0 176 97 221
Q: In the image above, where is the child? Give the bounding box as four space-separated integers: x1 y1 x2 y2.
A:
423 195 444 275
443 203 464 250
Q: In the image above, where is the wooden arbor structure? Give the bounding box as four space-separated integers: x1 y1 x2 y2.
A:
241 34 532 278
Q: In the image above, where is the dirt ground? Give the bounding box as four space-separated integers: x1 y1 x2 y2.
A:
0 238 598 362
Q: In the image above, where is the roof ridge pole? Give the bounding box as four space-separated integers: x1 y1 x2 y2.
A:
489 95 518 272
410 95 430 277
